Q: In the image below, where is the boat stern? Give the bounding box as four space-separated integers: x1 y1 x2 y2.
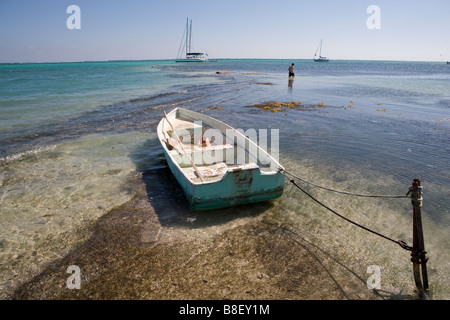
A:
190 167 285 210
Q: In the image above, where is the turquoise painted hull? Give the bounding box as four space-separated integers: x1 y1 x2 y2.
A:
164 148 285 210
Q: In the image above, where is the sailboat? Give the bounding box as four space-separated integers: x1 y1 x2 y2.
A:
313 39 329 62
175 18 207 62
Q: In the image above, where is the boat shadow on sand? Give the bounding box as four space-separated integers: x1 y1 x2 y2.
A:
140 163 275 229
130 138 275 229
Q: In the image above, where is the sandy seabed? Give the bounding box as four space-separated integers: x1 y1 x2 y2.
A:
7 170 413 301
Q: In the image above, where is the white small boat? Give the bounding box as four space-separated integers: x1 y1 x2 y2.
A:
313 39 329 62
157 108 285 210
175 18 208 62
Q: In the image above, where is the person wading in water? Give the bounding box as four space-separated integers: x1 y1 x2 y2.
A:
288 63 295 78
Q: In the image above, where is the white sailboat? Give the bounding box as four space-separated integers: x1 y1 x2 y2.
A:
175 18 207 62
313 39 329 62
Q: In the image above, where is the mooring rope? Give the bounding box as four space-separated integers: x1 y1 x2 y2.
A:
279 170 413 251
282 169 408 199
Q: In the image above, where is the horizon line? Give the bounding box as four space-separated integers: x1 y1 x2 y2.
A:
1 57 448 65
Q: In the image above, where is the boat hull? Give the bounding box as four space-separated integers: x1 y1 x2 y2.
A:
163 148 284 210
157 108 285 210
175 58 207 62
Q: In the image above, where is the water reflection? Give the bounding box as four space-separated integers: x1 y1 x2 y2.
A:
288 78 294 92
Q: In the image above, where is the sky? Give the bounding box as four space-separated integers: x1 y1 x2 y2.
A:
0 0 449 63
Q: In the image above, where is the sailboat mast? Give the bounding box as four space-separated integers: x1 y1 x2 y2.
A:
319 39 322 57
189 19 192 53
185 18 189 56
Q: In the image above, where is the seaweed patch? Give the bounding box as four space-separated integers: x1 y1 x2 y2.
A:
246 101 331 114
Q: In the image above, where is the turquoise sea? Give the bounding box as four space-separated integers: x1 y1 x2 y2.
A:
0 59 449 299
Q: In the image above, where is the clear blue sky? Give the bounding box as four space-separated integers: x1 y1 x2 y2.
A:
0 0 449 63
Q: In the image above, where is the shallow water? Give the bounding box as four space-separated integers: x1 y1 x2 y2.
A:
0 59 449 299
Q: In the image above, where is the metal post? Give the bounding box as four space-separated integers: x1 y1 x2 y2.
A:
409 179 430 299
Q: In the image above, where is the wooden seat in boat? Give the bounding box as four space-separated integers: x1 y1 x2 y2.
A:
183 162 259 182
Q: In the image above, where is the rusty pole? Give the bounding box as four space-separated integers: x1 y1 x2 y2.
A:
409 179 430 299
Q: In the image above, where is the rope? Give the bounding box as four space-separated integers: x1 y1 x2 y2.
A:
282 169 408 199
280 171 413 252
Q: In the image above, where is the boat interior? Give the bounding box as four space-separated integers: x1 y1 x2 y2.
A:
161 114 278 183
